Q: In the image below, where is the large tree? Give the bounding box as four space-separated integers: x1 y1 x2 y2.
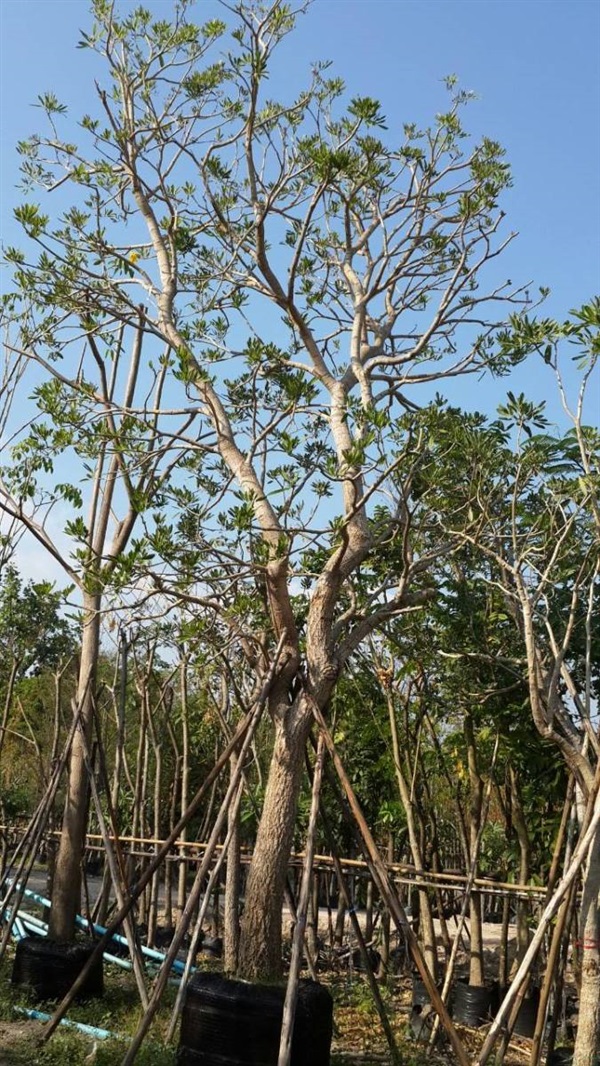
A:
2 0 529 977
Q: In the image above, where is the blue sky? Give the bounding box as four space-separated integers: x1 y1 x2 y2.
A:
0 0 598 589
0 0 598 591
1 0 598 427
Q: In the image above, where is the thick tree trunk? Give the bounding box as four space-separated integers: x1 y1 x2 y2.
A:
237 696 312 981
49 595 100 940
573 823 600 1066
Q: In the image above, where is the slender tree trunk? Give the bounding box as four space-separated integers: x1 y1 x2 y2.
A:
334 882 346 946
148 738 162 946
499 893 511 990
380 832 394 976
509 767 531 972
224 753 241 973
0 658 21 767
237 695 312 981
387 690 438 979
177 653 190 920
49 594 100 940
465 713 485 986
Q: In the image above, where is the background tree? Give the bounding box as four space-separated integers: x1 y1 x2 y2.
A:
435 307 599 1066
0 565 75 855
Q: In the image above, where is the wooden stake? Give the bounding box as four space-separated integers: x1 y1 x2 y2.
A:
165 778 245 1044
529 777 577 1066
474 781 600 1066
277 735 326 1066
121 691 267 1065
319 788 402 1065
0 692 87 961
38 682 266 1045
310 699 471 1066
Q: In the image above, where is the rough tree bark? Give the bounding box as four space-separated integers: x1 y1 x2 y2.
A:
48 594 100 940
574 825 600 1066
237 694 313 980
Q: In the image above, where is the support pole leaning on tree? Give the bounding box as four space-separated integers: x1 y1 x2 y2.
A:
122 686 269 1066
165 778 245 1044
39 635 287 1048
76 704 149 1009
39 634 288 1050
316 773 403 1066
278 735 326 1066
309 695 472 1066
474 779 600 1066
0 690 89 962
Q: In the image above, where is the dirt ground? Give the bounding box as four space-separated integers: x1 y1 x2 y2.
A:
0 1020 44 1065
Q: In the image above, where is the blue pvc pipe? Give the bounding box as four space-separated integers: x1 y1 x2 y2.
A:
14 1005 115 1041
15 908 137 973
2 908 27 941
13 917 27 940
8 879 190 974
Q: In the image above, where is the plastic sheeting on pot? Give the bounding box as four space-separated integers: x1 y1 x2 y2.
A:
452 979 497 1027
11 936 104 1001
177 972 333 1066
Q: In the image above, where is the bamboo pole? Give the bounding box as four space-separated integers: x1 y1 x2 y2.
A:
474 783 600 1066
38 669 274 1046
0 691 87 961
278 735 326 1066
5 820 547 898
528 777 577 1066
310 698 471 1066
319 785 402 1065
121 688 268 1066
165 778 245 1044
543 887 578 1064
81 705 150 1008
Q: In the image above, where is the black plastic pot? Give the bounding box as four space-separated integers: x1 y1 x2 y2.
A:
177 972 333 1066
411 972 443 1009
389 945 408 975
11 936 103 1001
199 934 223 959
512 986 540 1038
452 980 496 1027
351 946 381 973
546 1050 573 1066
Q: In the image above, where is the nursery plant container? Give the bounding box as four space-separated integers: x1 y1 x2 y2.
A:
546 1050 573 1066
511 986 540 1038
452 979 496 1027
351 946 381 973
411 971 443 1009
177 972 333 1066
11 936 103 1001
